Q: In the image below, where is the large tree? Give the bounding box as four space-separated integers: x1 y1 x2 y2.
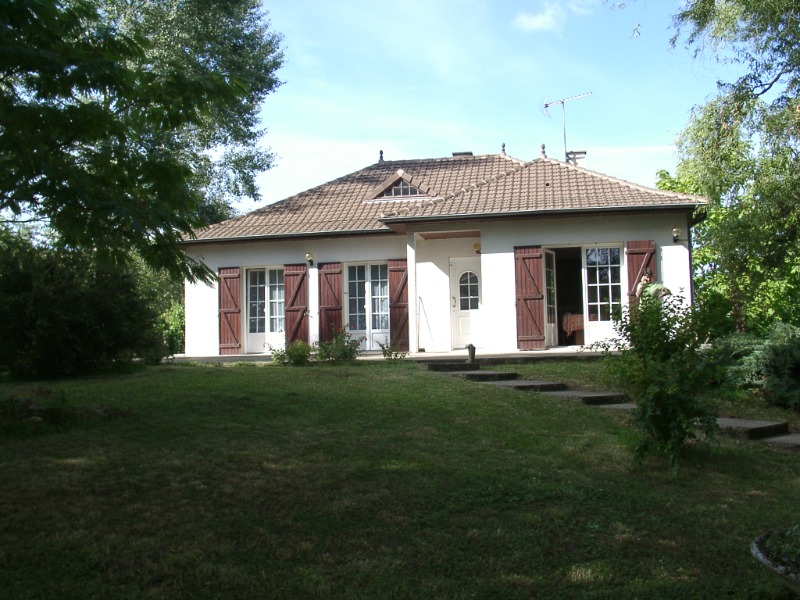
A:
0 0 282 280
666 1 800 331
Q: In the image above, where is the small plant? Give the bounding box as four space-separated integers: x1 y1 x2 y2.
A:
377 340 406 361
762 525 800 574
315 328 363 362
270 340 313 366
593 294 717 469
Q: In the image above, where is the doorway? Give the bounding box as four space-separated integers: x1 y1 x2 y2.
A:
551 247 584 346
449 257 481 349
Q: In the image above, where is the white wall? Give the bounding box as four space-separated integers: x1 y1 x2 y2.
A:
408 210 693 352
183 235 406 356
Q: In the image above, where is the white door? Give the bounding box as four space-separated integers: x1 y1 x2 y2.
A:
544 249 558 347
246 268 285 353
449 257 481 350
346 263 390 351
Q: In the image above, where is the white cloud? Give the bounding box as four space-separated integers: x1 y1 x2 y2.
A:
514 0 598 33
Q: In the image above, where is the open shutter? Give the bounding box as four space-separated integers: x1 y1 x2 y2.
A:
318 263 342 343
388 259 409 352
218 267 241 355
284 264 308 344
515 246 545 350
625 240 656 299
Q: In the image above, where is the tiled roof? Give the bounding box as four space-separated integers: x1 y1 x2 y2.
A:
186 154 706 243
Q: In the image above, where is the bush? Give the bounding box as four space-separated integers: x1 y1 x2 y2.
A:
378 341 407 361
160 301 185 355
270 340 313 366
0 230 165 378
706 322 800 411
315 328 363 362
595 294 717 469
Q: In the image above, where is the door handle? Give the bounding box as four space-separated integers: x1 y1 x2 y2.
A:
451 296 456 308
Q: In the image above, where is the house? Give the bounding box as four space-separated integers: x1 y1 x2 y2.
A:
181 147 706 357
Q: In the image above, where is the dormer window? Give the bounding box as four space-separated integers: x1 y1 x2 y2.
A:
379 180 420 197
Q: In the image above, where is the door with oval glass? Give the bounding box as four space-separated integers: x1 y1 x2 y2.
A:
449 257 481 350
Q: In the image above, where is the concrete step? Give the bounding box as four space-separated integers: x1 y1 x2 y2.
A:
716 417 789 440
481 379 568 392
761 433 800 450
452 370 519 382
542 389 628 405
421 362 480 372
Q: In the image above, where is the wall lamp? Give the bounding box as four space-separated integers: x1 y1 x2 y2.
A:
671 228 687 244
305 252 314 266
473 242 482 255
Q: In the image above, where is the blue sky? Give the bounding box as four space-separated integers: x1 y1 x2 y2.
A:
251 0 733 210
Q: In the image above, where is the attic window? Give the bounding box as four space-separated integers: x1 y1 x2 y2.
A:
379 180 420 197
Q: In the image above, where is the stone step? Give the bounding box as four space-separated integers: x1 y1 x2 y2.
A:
716 417 789 440
542 389 628 405
761 433 800 450
482 379 568 392
452 370 519 382
421 362 480 372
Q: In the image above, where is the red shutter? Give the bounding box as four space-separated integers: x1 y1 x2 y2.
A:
388 259 409 352
284 264 308 344
218 267 241 355
318 263 342 343
515 246 545 350
625 240 656 298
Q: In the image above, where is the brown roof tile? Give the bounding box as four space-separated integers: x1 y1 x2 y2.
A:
186 154 705 243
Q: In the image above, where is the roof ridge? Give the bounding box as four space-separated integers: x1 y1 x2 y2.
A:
441 159 532 200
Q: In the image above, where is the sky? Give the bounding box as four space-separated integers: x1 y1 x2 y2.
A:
249 0 735 212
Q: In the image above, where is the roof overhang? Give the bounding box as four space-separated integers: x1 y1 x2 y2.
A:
178 227 395 247
378 203 705 231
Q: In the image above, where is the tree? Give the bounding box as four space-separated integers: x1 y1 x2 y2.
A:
664 1 800 332
0 0 283 281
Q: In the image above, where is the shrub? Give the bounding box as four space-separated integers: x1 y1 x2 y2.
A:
160 300 185 355
706 322 800 411
377 341 406 361
595 294 717 469
270 340 313 366
315 328 363 362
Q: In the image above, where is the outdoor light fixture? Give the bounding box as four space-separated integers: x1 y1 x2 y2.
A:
672 228 682 243
473 242 482 255
305 252 314 266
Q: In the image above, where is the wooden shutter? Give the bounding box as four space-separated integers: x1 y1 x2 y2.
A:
515 246 545 350
284 264 308 344
388 259 409 352
218 267 241 355
318 263 342 343
625 240 656 298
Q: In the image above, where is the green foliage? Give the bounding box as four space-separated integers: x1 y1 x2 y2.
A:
270 341 313 367
706 322 800 411
315 328 363 362
378 341 407 361
159 301 185 356
0 229 165 379
762 525 800 573
0 0 283 281
595 294 717 469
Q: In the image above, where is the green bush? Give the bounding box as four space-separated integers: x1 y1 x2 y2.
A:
0 230 165 378
378 341 407 361
315 328 363 362
270 340 313 366
596 294 717 469
706 322 800 410
160 301 185 355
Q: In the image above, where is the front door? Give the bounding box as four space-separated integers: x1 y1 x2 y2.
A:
346 263 390 350
450 257 481 349
544 249 558 347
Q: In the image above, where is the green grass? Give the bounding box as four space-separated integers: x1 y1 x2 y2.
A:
1 362 798 599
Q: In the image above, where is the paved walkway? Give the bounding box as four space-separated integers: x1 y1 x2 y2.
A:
422 360 800 451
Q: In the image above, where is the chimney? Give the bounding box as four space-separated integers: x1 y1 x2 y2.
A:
452 151 473 157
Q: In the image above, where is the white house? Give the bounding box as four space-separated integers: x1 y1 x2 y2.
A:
181 148 706 357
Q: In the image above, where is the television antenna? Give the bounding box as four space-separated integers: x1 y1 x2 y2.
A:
542 92 592 163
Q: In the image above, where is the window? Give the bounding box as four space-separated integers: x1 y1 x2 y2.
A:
268 269 284 333
248 269 284 334
459 271 479 310
379 179 420 197
348 265 367 331
370 264 389 330
248 270 266 334
586 247 622 322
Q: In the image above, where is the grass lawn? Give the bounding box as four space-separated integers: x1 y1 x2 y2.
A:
1 361 798 599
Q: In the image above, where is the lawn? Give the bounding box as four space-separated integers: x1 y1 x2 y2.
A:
1 361 798 599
